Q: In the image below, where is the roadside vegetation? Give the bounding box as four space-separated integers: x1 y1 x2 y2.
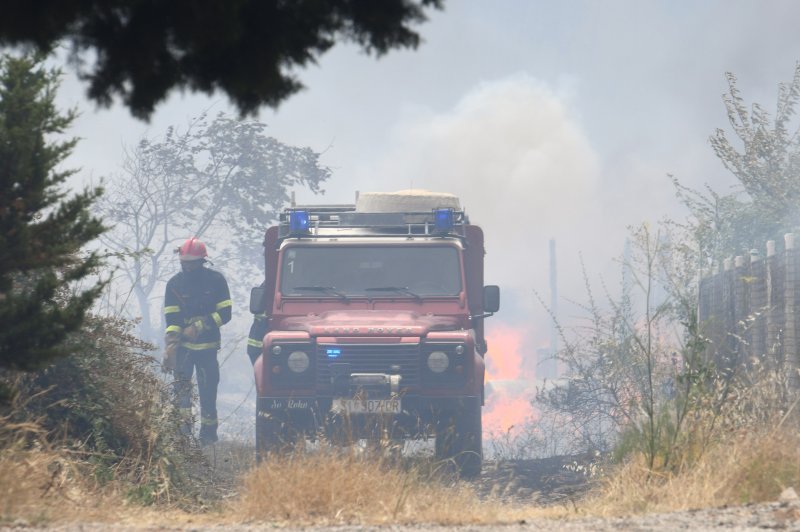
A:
579 332 800 515
1 361 539 527
0 313 217 523
532 63 800 516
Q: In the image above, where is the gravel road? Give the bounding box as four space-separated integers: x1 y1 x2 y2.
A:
5 501 800 531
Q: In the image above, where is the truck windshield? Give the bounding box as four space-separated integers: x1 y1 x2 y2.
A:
280 245 462 297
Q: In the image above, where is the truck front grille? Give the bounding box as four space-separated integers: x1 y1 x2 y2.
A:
316 343 420 393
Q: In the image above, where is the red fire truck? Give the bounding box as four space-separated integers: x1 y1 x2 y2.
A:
249 191 499 477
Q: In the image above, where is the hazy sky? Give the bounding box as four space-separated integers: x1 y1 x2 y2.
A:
56 0 800 353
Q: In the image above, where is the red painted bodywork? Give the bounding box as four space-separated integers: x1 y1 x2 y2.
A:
256 223 487 402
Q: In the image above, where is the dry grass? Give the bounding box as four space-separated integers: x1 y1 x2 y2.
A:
0 415 147 525
2 315 224 510
583 423 800 516
0 314 226 525
8 425 799 526
233 448 540 526
569 340 800 518
0 418 117 525
2 442 570 527
0 441 222 527
1 446 104 524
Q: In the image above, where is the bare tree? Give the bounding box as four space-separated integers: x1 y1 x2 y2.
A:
97 112 330 341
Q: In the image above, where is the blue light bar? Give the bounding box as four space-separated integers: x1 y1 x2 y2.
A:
434 208 454 233
326 348 341 359
289 210 310 234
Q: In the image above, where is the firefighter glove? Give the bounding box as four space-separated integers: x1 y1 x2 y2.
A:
182 324 199 341
182 317 208 340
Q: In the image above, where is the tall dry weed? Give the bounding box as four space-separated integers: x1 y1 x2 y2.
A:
0 406 106 523
585 423 800 516
235 449 517 525
584 355 800 516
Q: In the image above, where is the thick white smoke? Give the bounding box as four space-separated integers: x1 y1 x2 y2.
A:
354 74 604 328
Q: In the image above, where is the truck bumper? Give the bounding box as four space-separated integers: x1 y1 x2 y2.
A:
257 395 480 440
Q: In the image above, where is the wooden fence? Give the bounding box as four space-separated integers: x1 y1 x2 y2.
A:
698 233 799 386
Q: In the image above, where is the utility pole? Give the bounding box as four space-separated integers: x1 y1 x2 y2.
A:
549 238 559 375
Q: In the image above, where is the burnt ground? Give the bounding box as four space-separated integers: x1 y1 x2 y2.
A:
474 454 599 506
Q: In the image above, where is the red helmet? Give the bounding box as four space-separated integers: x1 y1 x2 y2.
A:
179 237 208 261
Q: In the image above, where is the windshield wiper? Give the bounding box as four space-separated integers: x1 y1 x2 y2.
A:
365 286 422 301
291 286 348 300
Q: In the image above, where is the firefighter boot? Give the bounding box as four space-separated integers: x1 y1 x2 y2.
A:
179 408 193 439
199 418 218 446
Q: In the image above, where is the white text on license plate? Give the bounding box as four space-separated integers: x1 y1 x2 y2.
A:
332 398 401 414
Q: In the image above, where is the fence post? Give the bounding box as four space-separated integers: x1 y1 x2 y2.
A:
721 257 736 374
733 255 749 369
701 264 726 368
785 233 798 390
749 249 766 366
766 240 782 372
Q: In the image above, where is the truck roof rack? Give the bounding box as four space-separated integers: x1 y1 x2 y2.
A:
277 206 469 240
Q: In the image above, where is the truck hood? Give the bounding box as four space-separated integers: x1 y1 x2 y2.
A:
279 310 461 337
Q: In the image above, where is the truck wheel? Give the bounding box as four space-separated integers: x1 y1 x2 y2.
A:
434 399 482 479
255 410 297 462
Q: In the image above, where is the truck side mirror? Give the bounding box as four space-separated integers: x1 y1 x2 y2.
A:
483 285 500 313
249 286 266 314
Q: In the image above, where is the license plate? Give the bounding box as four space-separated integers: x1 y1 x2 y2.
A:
332 398 401 414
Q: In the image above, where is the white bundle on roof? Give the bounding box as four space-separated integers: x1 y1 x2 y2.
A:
356 189 460 213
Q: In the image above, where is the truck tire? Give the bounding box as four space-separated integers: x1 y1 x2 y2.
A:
255 409 297 462
434 399 482 479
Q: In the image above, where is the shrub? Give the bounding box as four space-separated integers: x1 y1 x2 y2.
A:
2 313 211 507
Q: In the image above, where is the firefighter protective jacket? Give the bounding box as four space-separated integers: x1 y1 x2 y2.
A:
164 266 232 351
247 312 268 364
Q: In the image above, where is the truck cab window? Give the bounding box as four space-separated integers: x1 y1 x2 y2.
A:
280 245 462 297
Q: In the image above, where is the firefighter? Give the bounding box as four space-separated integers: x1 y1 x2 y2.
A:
246 312 268 365
246 282 268 365
163 237 232 445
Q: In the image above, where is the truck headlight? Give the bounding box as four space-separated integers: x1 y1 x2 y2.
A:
287 350 310 373
427 351 449 373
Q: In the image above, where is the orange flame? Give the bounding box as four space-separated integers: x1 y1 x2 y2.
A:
483 323 538 437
